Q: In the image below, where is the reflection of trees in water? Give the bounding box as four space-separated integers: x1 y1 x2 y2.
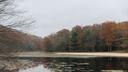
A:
0 58 40 72
33 57 128 72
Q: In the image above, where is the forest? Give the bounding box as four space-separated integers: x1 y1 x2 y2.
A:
1 21 128 52
0 0 128 53
42 21 128 52
0 25 44 53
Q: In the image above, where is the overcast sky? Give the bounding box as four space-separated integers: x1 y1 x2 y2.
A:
18 0 128 37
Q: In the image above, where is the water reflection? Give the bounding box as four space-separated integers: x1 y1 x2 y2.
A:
19 65 51 72
1 57 128 72
31 57 128 72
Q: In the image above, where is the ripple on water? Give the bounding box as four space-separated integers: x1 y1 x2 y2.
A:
19 65 51 72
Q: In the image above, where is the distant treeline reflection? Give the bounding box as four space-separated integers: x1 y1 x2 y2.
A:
32 57 128 71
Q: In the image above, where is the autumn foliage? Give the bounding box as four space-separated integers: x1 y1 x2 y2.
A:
1 21 128 52
0 25 44 53
43 21 128 52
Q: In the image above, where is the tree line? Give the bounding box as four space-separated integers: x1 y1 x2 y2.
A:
0 25 44 53
1 21 128 52
42 21 128 52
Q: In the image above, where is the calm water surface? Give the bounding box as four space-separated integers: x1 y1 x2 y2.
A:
18 57 128 72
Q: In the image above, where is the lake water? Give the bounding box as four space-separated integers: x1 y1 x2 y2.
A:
19 65 51 72
18 57 128 72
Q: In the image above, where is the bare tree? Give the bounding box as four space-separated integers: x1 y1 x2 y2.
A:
0 0 35 54
0 0 35 28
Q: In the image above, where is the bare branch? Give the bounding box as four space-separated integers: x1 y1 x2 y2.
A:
0 0 34 28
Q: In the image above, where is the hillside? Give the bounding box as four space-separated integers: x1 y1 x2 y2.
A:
1 21 128 53
0 25 44 53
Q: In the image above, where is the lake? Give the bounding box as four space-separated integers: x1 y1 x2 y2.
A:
17 57 128 72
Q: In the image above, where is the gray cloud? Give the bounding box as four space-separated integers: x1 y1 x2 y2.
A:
18 0 128 37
